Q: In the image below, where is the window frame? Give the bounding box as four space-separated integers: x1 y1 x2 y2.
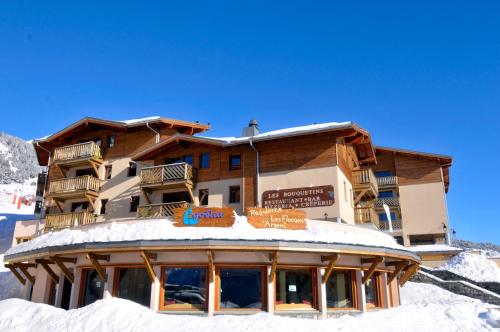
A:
104 165 112 180
107 134 116 148
127 161 137 177
78 268 105 308
129 195 140 212
325 269 358 311
199 152 210 169
198 189 209 206
100 199 108 215
365 272 382 309
158 265 209 312
215 265 267 312
229 154 241 170
228 185 241 204
274 267 317 311
112 266 152 308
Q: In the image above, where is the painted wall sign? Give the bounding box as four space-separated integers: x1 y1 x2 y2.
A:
173 206 235 227
262 185 334 209
246 207 307 230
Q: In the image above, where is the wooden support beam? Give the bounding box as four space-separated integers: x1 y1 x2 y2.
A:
362 256 384 284
35 259 59 283
141 189 152 205
354 189 368 205
89 161 100 178
5 264 26 285
50 256 77 264
269 251 279 283
322 253 340 283
86 253 109 282
51 260 75 284
207 250 214 283
399 264 419 286
86 195 96 211
140 251 157 283
17 265 36 284
387 261 408 284
361 257 383 264
186 186 195 205
385 261 409 267
54 199 64 213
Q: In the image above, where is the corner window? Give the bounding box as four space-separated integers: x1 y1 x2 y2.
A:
130 196 140 212
199 189 209 206
218 267 264 310
326 270 355 309
105 165 112 180
229 186 240 204
199 152 210 169
107 134 116 148
229 154 241 170
127 162 137 177
275 268 315 310
100 199 108 215
160 267 207 311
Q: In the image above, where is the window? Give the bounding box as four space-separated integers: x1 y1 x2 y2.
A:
80 269 104 307
229 154 241 170
374 171 393 177
105 165 112 180
60 276 72 310
229 186 240 204
71 202 89 212
48 279 57 306
394 236 404 245
378 212 397 222
107 134 116 148
160 267 207 311
378 191 394 198
127 162 137 177
75 168 93 177
130 196 140 212
115 268 151 307
218 268 264 310
199 152 210 169
100 199 108 215
183 155 193 165
199 189 209 206
325 270 355 309
365 274 380 308
275 268 315 309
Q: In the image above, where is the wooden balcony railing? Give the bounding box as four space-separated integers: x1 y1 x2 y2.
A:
354 207 378 226
137 202 190 218
377 176 398 187
140 163 194 187
352 169 379 196
53 141 102 164
44 211 96 231
378 220 403 232
48 175 100 196
374 197 400 208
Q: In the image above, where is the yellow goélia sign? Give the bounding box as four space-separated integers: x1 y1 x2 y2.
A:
245 207 307 230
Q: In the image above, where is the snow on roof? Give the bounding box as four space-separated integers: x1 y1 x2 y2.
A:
5 216 415 258
199 121 353 145
408 244 464 253
117 116 161 125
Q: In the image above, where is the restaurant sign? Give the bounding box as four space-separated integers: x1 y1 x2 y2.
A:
262 185 334 209
173 206 235 227
246 207 307 230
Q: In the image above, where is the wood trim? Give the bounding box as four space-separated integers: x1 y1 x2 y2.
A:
362 257 384 284
399 264 419 286
269 251 279 283
365 272 382 309
17 265 36 284
54 260 75 283
86 253 109 282
140 251 157 282
5 264 26 285
321 253 339 283
325 269 358 311
207 250 214 283
35 259 59 283
387 262 407 284
274 266 317 311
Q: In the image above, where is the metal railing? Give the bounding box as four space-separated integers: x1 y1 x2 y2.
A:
140 163 194 185
137 201 190 218
374 197 400 208
378 220 403 231
48 175 100 195
377 175 398 187
352 169 379 195
53 141 102 163
44 211 96 231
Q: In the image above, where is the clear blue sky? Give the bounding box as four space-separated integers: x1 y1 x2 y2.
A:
0 1 498 243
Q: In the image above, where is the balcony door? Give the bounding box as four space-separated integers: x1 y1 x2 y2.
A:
163 192 192 204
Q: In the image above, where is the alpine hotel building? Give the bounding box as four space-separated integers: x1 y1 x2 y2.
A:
4 116 453 318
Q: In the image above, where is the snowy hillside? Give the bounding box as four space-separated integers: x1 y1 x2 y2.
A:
0 282 497 332
0 132 40 184
438 252 500 282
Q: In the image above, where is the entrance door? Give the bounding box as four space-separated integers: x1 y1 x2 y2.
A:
60 277 72 310
115 268 151 307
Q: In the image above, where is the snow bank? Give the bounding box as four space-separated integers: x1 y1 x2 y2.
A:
438 252 500 282
407 244 463 253
5 216 412 257
0 282 497 332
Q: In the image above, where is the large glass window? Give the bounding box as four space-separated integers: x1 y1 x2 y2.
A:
275 268 314 309
218 268 264 310
80 269 104 307
115 268 151 307
365 274 380 308
325 270 355 309
161 267 207 311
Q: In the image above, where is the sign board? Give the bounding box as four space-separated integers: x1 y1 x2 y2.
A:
246 207 307 230
262 185 334 209
173 206 235 227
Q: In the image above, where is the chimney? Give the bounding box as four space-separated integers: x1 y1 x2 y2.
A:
242 119 260 137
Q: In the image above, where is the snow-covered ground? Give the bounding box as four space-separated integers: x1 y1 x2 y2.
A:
438 252 500 282
0 282 497 332
0 180 36 216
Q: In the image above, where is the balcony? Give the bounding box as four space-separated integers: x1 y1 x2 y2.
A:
44 211 96 232
137 202 190 218
352 169 379 202
377 175 398 188
374 197 400 209
354 207 379 227
140 163 195 191
53 141 103 168
47 175 100 200
378 220 403 232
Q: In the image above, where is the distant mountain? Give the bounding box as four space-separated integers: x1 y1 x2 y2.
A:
453 238 500 256
0 132 40 184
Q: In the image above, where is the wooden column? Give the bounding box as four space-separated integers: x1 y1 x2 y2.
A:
150 266 161 311
318 267 327 319
356 270 367 312
268 251 279 283
266 265 274 314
